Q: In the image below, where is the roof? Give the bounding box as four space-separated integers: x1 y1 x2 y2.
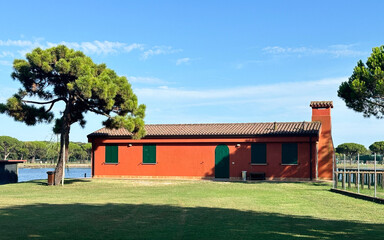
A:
310 101 333 108
0 160 26 163
88 121 321 138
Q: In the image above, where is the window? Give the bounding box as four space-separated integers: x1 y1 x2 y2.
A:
282 143 298 165
105 145 118 164
143 144 156 164
251 143 266 164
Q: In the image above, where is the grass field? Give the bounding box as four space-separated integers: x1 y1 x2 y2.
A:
1 179 384 240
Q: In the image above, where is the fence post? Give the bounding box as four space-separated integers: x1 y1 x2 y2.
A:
374 153 377 198
343 154 346 190
382 173 384 189
348 172 351 188
357 153 360 193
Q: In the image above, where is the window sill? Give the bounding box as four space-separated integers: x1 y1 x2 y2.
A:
251 163 267 165
281 164 298 166
142 163 157 165
104 163 118 165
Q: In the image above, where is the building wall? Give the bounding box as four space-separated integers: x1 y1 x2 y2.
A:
91 136 318 180
312 107 334 179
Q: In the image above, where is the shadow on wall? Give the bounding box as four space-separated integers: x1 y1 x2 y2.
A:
0 165 17 185
0 203 383 239
318 129 334 179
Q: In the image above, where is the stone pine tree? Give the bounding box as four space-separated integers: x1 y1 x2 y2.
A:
369 141 384 155
0 45 146 185
338 45 384 117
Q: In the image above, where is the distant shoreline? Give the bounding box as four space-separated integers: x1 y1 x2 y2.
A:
19 163 91 169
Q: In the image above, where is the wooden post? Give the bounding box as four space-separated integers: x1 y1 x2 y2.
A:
343 155 346 190
334 172 338 188
342 172 345 189
361 173 364 189
374 153 377 198
348 172 351 188
368 173 371 189
357 154 360 193
382 173 384 189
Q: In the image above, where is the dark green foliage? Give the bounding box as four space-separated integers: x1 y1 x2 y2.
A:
25 141 47 162
369 141 384 155
338 46 384 118
0 136 23 160
336 143 368 156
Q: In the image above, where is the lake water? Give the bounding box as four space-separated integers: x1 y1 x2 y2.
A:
18 168 92 182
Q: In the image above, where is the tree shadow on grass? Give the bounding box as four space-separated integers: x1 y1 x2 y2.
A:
0 203 382 240
25 179 92 186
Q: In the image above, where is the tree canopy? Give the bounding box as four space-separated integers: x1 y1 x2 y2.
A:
0 136 23 160
0 45 146 184
338 45 384 118
369 141 384 155
335 143 368 156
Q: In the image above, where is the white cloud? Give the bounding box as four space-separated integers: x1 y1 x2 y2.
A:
128 76 166 85
0 39 34 47
176 57 190 65
135 76 384 147
135 77 344 101
124 43 144 52
46 40 144 55
142 46 182 60
262 44 368 58
0 39 180 60
0 51 14 58
0 60 11 66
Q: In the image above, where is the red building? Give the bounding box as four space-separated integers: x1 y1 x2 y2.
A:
88 101 334 180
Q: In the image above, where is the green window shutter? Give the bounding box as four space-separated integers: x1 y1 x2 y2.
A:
143 144 156 164
251 143 266 164
105 145 118 164
282 143 298 164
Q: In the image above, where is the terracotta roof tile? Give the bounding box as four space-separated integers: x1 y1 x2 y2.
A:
88 121 321 138
310 101 333 108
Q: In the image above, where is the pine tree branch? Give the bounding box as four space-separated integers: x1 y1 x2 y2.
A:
87 107 111 118
22 97 67 105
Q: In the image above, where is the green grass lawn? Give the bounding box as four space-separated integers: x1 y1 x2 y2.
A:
1 179 384 240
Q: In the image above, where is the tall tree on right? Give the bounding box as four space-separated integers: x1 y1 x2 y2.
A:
338 46 384 117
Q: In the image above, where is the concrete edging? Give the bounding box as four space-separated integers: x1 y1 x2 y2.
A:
330 188 384 204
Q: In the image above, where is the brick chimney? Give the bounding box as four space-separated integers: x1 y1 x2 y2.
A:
310 101 334 180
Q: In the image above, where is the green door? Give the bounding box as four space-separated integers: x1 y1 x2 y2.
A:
215 144 229 178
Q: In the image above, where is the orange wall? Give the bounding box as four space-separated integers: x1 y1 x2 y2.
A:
91 136 319 180
312 108 334 179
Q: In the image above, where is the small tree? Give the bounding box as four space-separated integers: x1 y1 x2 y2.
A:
0 136 23 160
0 45 146 185
25 141 47 163
338 45 384 117
336 143 368 164
81 143 92 162
369 141 384 155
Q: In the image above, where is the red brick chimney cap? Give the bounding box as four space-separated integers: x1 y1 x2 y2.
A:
310 101 333 108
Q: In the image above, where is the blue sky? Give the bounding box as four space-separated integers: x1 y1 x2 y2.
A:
0 0 384 147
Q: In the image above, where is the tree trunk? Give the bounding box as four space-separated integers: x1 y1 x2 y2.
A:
53 105 71 185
